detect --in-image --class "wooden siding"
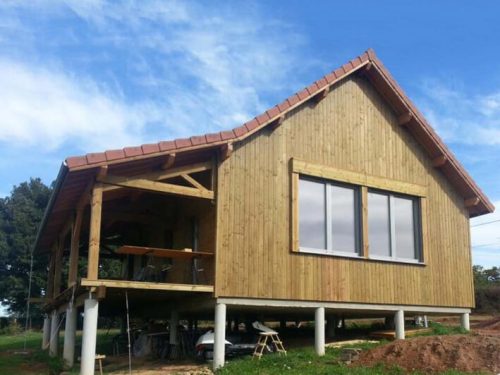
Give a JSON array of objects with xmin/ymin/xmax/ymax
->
[{"xmin": 215, "ymin": 75, "xmax": 474, "ymax": 308}]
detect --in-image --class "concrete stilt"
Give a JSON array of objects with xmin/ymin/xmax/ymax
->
[
  {"xmin": 49, "ymin": 311, "xmax": 59, "ymax": 357},
  {"xmin": 169, "ymin": 310, "xmax": 179, "ymax": 358},
  {"xmin": 395, "ymin": 310, "xmax": 405, "ymax": 340},
  {"xmin": 460, "ymin": 313, "xmax": 470, "ymax": 331},
  {"xmin": 315, "ymin": 307, "xmax": 325, "ymax": 356},
  {"xmin": 326, "ymin": 315, "xmax": 336, "ymax": 338},
  {"xmin": 63, "ymin": 305, "xmax": 77, "ymax": 368},
  {"xmin": 213, "ymin": 303, "xmax": 227, "ymax": 371},
  {"xmin": 42, "ymin": 316, "xmax": 51, "ymax": 350},
  {"xmin": 80, "ymin": 297, "xmax": 99, "ymax": 375}
]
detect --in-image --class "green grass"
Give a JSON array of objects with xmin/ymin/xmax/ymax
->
[{"xmin": 0, "ymin": 323, "xmax": 476, "ymax": 375}]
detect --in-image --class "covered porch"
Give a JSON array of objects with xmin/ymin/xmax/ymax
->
[{"xmin": 35, "ymin": 148, "xmax": 220, "ymax": 374}]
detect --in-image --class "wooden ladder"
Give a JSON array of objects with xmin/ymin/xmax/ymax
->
[{"xmin": 252, "ymin": 332, "xmax": 287, "ymax": 359}]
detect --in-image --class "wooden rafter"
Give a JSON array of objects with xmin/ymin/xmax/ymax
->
[
  {"xmin": 100, "ymin": 161, "xmax": 212, "ymax": 192},
  {"xmin": 181, "ymin": 174, "xmax": 207, "ymax": 191},
  {"xmin": 100, "ymin": 174, "xmax": 214, "ymax": 199},
  {"xmin": 398, "ymin": 112, "xmax": 413, "ymax": 126},
  {"xmin": 220, "ymin": 143, "xmax": 233, "ymax": 161},
  {"xmin": 432, "ymin": 155, "xmax": 447, "ymax": 168},
  {"xmin": 465, "ymin": 197, "xmax": 480, "ymax": 208},
  {"xmin": 161, "ymin": 153, "xmax": 176, "ymax": 170}
]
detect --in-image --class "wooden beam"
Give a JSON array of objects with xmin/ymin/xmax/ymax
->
[
  {"xmin": 100, "ymin": 175, "xmax": 214, "ymax": 199},
  {"xmin": 100, "ymin": 161, "xmax": 212, "ymax": 192},
  {"xmin": 116, "ymin": 245, "xmax": 214, "ymax": 259},
  {"xmin": 398, "ymin": 112, "xmax": 413, "ymax": 126},
  {"xmin": 290, "ymin": 172, "xmax": 299, "ymax": 252},
  {"xmin": 81, "ymin": 278, "xmax": 214, "ymax": 293},
  {"xmin": 220, "ymin": 143, "xmax": 233, "ymax": 161},
  {"xmin": 292, "ymin": 158, "xmax": 427, "ymax": 197},
  {"xmin": 270, "ymin": 116, "xmax": 285, "ymax": 131},
  {"xmin": 46, "ymin": 250, "xmax": 55, "ymax": 299},
  {"xmin": 96, "ymin": 166, "xmax": 108, "ymax": 180},
  {"xmin": 181, "ymin": 174, "xmax": 207, "ymax": 191},
  {"xmin": 464, "ymin": 197, "xmax": 480, "ymax": 208},
  {"xmin": 87, "ymin": 183, "xmax": 103, "ymax": 280},
  {"xmin": 67, "ymin": 208, "xmax": 83, "ymax": 286},
  {"xmin": 53, "ymin": 239, "xmax": 64, "ymax": 297},
  {"xmin": 161, "ymin": 153, "xmax": 176, "ymax": 170},
  {"xmin": 313, "ymin": 88, "xmax": 329, "ymax": 104},
  {"xmin": 432, "ymin": 155, "xmax": 447, "ymax": 168}
]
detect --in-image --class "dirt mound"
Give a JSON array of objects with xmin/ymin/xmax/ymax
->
[
  {"xmin": 355, "ymin": 334, "xmax": 500, "ymax": 373},
  {"xmin": 474, "ymin": 316, "xmax": 500, "ymax": 331}
]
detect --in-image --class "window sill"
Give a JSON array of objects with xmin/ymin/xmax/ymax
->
[{"xmin": 296, "ymin": 248, "xmax": 425, "ymax": 266}]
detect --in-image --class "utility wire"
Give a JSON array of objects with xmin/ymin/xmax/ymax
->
[{"xmin": 471, "ymin": 219, "xmax": 500, "ymax": 227}]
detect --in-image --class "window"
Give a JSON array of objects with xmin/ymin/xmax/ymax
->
[
  {"xmin": 368, "ymin": 191, "xmax": 421, "ymax": 261},
  {"xmin": 298, "ymin": 177, "xmax": 360, "ymax": 255}
]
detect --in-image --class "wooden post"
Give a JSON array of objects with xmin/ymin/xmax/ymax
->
[
  {"xmin": 361, "ymin": 186, "xmax": 369, "ymax": 257},
  {"xmin": 87, "ymin": 183, "xmax": 103, "ymax": 280},
  {"xmin": 46, "ymin": 252, "xmax": 55, "ymax": 300},
  {"xmin": 53, "ymin": 240, "xmax": 63, "ymax": 297},
  {"xmin": 68, "ymin": 209, "xmax": 83, "ymax": 286}
]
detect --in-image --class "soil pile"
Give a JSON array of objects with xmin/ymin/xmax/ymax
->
[
  {"xmin": 355, "ymin": 334, "xmax": 500, "ymax": 373},
  {"xmin": 474, "ymin": 317, "xmax": 500, "ymax": 331}
]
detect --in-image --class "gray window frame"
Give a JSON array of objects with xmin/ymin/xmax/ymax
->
[
  {"xmin": 367, "ymin": 189, "xmax": 422, "ymax": 263},
  {"xmin": 298, "ymin": 176, "xmax": 362, "ymax": 257}
]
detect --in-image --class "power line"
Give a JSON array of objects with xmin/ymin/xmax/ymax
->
[{"xmin": 471, "ymin": 219, "xmax": 500, "ymax": 228}]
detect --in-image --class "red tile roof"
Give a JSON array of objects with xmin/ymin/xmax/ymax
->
[{"xmin": 63, "ymin": 48, "xmax": 493, "ymax": 216}]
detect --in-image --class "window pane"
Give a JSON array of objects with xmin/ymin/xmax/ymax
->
[
  {"xmin": 330, "ymin": 185, "xmax": 357, "ymax": 253},
  {"xmin": 299, "ymin": 179, "xmax": 326, "ymax": 250},
  {"xmin": 394, "ymin": 197, "xmax": 416, "ymax": 259},
  {"xmin": 368, "ymin": 192, "xmax": 391, "ymax": 257}
]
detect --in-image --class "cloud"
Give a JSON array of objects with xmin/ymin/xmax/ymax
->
[
  {"xmin": 470, "ymin": 201, "xmax": 500, "ymax": 267},
  {"xmin": 417, "ymin": 79, "xmax": 500, "ymax": 146},
  {"xmin": 0, "ymin": 58, "xmax": 161, "ymax": 152},
  {"xmin": 0, "ymin": 1, "xmax": 314, "ymax": 156}
]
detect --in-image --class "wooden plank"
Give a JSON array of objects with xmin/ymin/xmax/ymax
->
[
  {"xmin": 181, "ymin": 174, "xmax": 207, "ymax": 191},
  {"xmin": 67, "ymin": 208, "xmax": 83, "ymax": 286},
  {"xmin": 292, "ymin": 158, "xmax": 428, "ymax": 197},
  {"xmin": 100, "ymin": 174, "xmax": 214, "ymax": 199},
  {"xmin": 290, "ymin": 172, "xmax": 299, "ymax": 252},
  {"xmin": 432, "ymin": 155, "xmax": 447, "ymax": 168},
  {"xmin": 361, "ymin": 186, "xmax": 369, "ymax": 257},
  {"xmin": 46, "ymin": 250, "xmax": 55, "ymax": 299},
  {"xmin": 80, "ymin": 278, "xmax": 214, "ymax": 292},
  {"xmin": 87, "ymin": 183, "xmax": 103, "ymax": 280},
  {"xmin": 116, "ymin": 245, "xmax": 214, "ymax": 259}
]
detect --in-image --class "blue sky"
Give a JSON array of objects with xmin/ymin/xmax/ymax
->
[{"xmin": 0, "ymin": 1, "xmax": 498, "ymax": 267}]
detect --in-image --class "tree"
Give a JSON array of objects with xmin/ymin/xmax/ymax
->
[
  {"xmin": 0, "ymin": 178, "xmax": 52, "ymax": 322},
  {"xmin": 473, "ymin": 265, "xmax": 500, "ymax": 313}
]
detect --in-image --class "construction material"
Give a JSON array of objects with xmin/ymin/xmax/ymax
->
[{"xmin": 116, "ymin": 245, "xmax": 212, "ymax": 259}]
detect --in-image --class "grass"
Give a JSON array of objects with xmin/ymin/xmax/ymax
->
[{"xmin": 0, "ymin": 323, "xmax": 475, "ymax": 375}]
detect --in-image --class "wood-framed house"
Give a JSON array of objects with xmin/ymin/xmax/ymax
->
[{"xmin": 33, "ymin": 49, "xmax": 494, "ymax": 373}]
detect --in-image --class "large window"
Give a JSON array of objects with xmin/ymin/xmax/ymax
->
[
  {"xmin": 368, "ymin": 191, "xmax": 421, "ymax": 262},
  {"xmin": 298, "ymin": 177, "xmax": 361, "ymax": 255}
]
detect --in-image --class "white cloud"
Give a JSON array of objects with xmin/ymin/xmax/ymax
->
[
  {"xmin": 0, "ymin": 58, "xmax": 161, "ymax": 152},
  {"xmin": 470, "ymin": 201, "xmax": 500, "ymax": 267},
  {"xmin": 417, "ymin": 80, "xmax": 500, "ymax": 146},
  {"xmin": 0, "ymin": 1, "xmax": 313, "ymax": 155}
]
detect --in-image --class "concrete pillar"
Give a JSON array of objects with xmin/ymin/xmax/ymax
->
[
  {"xmin": 326, "ymin": 315, "xmax": 336, "ymax": 338},
  {"xmin": 42, "ymin": 316, "xmax": 51, "ymax": 350},
  {"xmin": 395, "ymin": 310, "xmax": 405, "ymax": 340},
  {"xmin": 169, "ymin": 310, "xmax": 179, "ymax": 345},
  {"xmin": 213, "ymin": 303, "xmax": 226, "ymax": 371},
  {"xmin": 315, "ymin": 307, "xmax": 325, "ymax": 356},
  {"xmin": 460, "ymin": 313, "xmax": 470, "ymax": 331},
  {"xmin": 423, "ymin": 315, "xmax": 428, "ymax": 328},
  {"xmin": 49, "ymin": 310, "xmax": 59, "ymax": 357},
  {"xmin": 80, "ymin": 297, "xmax": 99, "ymax": 375},
  {"xmin": 63, "ymin": 305, "xmax": 77, "ymax": 368}
]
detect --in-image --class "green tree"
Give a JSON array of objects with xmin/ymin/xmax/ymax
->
[{"xmin": 0, "ymin": 178, "xmax": 52, "ymax": 321}]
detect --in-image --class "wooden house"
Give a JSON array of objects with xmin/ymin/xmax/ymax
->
[{"xmin": 33, "ymin": 49, "xmax": 494, "ymax": 373}]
